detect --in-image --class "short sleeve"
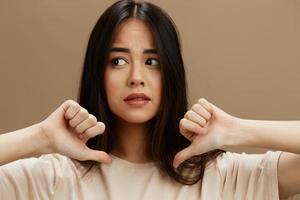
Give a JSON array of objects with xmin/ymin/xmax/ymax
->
[
  {"xmin": 216, "ymin": 151, "xmax": 283, "ymax": 200},
  {"xmin": 0, "ymin": 153, "xmax": 69, "ymax": 200}
]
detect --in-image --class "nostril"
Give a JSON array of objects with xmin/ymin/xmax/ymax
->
[{"xmin": 129, "ymin": 81, "xmax": 144, "ymax": 86}]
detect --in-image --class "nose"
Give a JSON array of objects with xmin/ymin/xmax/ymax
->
[
  {"xmin": 129, "ymin": 80, "xmax": 144, "ymax": 86},
  {"xmin": 127, "ymin": 64, "xmax": 145, "ymax": 87}
]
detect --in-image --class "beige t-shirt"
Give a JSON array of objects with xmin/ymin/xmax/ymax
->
[{"xmin": 0, "ymin": 151, "xmax": 285, "ymax": 199}]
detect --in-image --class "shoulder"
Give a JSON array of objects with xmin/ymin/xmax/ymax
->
[
  {"xmin": 0, "ymin": 153, "xmax": 84, "ymax": 197},
  {"xmin": 207, "ymin": 151, "xmax": 283, "ymax": 199},
  {"xmin": 214, "ymin": 150, "xmax": 282, "ymax": 176},
  {"xmin": 37, "ymin": 153, "xmax": 88, "ymax": 177},
  {"xmin": 203, "ymin": 150, "xmax": 283, "ymax": 184},
  {"xmin": 1, "ymin": 153, "xmax": 85, "ymax": 180}
]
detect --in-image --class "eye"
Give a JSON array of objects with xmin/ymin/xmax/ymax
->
[
  {"xmin": 145, "ymin": 58, "xmax": 160, "ymax": 67},
  {"xmin": 110, "ymin": 57, "xmax": 127, "ymax": 67}
]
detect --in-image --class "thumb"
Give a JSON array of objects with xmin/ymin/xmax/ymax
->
[
  {"xmin": 82, "ymin": 148, "xmax": 112, "ymax": 164},
  {"xmin": 173, "ymin": 145, "xmax": 196, "ymax": 169}
]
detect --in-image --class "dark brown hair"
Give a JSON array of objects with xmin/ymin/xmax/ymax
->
[{"xmin": 77, "ymin": 0, "xmax": 225, "ymax": 185}]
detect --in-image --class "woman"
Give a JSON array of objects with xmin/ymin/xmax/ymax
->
[{"xmin": 0, "ymin": 0, "xmax": 299, "ymax": 199}]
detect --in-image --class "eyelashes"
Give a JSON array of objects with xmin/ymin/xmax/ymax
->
[
  {"xmin": 111, "ymin": 57, "xmax": 127, "ymax": 66},
  {"xmin": 145, "ymin": 58, "xmax": 160, "ymax": 66},
  {"xmin": 110, "ymin": 57, "xmax": 160, "ymax": 68}
]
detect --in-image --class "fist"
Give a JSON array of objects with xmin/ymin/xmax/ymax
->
[
  {"xmin": 39, "ymin": 100, "xmax": 111, "ymax": 163},
  {"xmin": 173, "ymin": 98, "xmax": 236, "ymax": 168}
]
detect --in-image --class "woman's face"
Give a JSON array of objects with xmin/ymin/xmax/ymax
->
[{"xmin": 104, "ymin": 18, "xmax": 162, "ymax": 124}]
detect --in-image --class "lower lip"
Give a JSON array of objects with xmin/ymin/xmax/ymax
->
[{"xmin": 124, "ymin": 98, "xmax": 150, "ymax": 106}]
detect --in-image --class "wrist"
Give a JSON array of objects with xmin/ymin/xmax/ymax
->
[
  {"xmin": 0, "ymin": 123, "xmax": 53, "ymax": 165},
  {"xmin": 31, "ymin": 122, "xmax": 53, "ymax": 156},
  {"xmin": 222, "ymin": 117, "xmax": 255, "ymax": 148}
]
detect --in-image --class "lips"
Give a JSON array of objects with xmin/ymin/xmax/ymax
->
[{"xmin": 124, "ymin": 93, "xmax": 151, "ymax": 101}]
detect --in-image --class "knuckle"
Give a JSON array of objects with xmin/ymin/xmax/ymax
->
[
  {"xmin": 191, "ymin": 104, "xmax": 198, "ymax": 110},
  {"xmin": 89, "ymin": 114, "xmax": 97, "ymax": 122},
  {"xmin": 80, "ymin": 109, "xmax": 89, "ymax": 117},
  {"xmin": 81, "ymin": 108, "xmax": 88, "ymax": 113},
  {"xmin": 184, "ymin": 112, "xmax": 188, "ymax": 118},
  {"xmin": 99, "ymin": 122, "xmax": 105, "ymax": 129},
  {"xmin": 187, "ymin": 110, "xmax": 194, "ymax": 116},
  {"xmin": 185, "ymin": 111, "xmax": 193, "ymax": 119},
  {"xmin": 72, "ymin": 103, "xmax": 80, "ymax": 110},
  {"xmin": 192, "ymin": 104, "xmax": 201, "ymax": 111},
  {"xmin": 198, "ymin": 98, "xmax": 205, "ymax": 103},
  {"xmin": 74, "ymin": 126, "xmax": 81, "ymax": 133},
  {"xmin": 179, "ymin": 125, "xmax": 186, "ymax": 135},
  {"xmin": 83, "ymin": 128, "xmax": 92, "ymax": 136},
  {"xmin": 196, "ymin": 104, "xmax": 202, "ymax": 109},
  {"xmin": 98, "ymin": 123, "xmax": 106, "ymax": 134},
  {"xmin": 179, "ymin": 118, "xmax": 185, "ymax": 125},
  {"xmin": 179, "ymin": 118, "xmax": 188, "ymax": 128},
  {"xmin": 200, "ymin": 117, "xmax": 207, "ymax": 124},
  {"xmin": 65, "ymin": 99, "xmax": 74, "ymax": 104},
  {"xmin": 65, "ymin": 99, "xmax": 77, "ymax": 107}
]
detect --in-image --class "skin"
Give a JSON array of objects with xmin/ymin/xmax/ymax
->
[
  {"xmin": 103, "ymin": 18, "xmax": 162, "ymax": 163},
  {"xmin": 173, "ymin": 98, "xmax": 300, "ymax": 198},
  {"xmin": 0, "ymin": 18, "xmax": 299, "ymax": 198}
]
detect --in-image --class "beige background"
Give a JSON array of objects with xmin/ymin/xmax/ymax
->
[{"xmin": 0, "ymin": 0, "xmax": 300, "ymax": 154}]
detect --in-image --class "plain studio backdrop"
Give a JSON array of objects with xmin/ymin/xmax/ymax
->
[{"xmin": 0, "ymin": 0, "xmax": 299, "ymax": 156}]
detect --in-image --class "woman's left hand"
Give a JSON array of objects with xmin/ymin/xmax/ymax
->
[{"xmin": 173, "ymin": 98, "xmax": 238, "ymax": 168}]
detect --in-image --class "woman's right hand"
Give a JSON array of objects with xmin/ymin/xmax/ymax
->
[{"xmin": 39, "ymin": 99, "xmax": 111, "ymax": 164}]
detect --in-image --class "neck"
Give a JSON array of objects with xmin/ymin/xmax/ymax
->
[{"xmin": 111, "ymin": 118, "xmax": 153, "ymax": 163}]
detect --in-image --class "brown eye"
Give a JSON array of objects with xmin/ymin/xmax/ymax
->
[
  {"xmin": 145, "ymin": 58, "xmax": 160, "ymax": 67},
  {"xmin": 111, "ymin": 58, "xmax": 127, "ymax": 67}
]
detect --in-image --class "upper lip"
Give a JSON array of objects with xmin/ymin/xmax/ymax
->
[{"xmin": 124, "ymin": 93, "xmax": 151, "ymax": 101}]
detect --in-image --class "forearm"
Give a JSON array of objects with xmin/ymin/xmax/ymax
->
[
  {"xmin": 230, "ymin": 118, "xmax": 300, "ymax": 154},
  {"xmin": 0, "ymin": 123, "xmax": 50, "ymax": 166}
]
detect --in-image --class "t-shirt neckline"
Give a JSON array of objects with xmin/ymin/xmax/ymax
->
[{"xmin": 109, "ymin": 153, "xmax": 156, "ymax": 170}]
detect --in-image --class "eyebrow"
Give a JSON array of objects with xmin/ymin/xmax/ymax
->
[{"xmin": 109, "ymin": 47, "xmax": 158, "ymax": 54}]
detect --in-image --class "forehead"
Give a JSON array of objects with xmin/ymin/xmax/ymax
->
[{"xmin": 112, "ymin": 18, "xmax": 156, "ymax": 48}]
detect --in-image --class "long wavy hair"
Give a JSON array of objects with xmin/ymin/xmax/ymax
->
[{"xmin": 77, "ymin": 0, "xmax": 224, "ymax": 185}]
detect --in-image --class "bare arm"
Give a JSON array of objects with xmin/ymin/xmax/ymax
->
[
  {"xmin": 0, "ymin": 123, "xmax": 49, "ymax": 165},
  {"xmin": 232, "ymin": 119, "xmax": 300, "ymax": 198},
  {"xmin": 231, "ymin": 119, "xmax": 300, "ymax": 154},
  {"xmin": 173, "ymin": 98, "xmax": 300, "ymax": 198},
  {"xmin": 0, "ymin": 100, "xmax": 111, "ymax": 166}
]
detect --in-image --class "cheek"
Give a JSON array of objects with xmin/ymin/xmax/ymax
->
[
  {"xmin": 151, "ymin": 73, "xmax": 163, "ymax": 102},
  {"xmin": 104, "ymin": 71, "xmax": 119, "ymax": 95},
  {"xmin": 104, "ymin": 70, "xmax": 126, "ymax": 113}
]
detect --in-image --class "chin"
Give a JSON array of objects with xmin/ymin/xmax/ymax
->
[{"xmin": 116, "ymin": 112, "xmax": 156, "ymax": 124}]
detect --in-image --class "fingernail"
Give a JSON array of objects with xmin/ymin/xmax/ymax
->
[
  {"xmin": 106, "ymin": 156, "xmax": 112, "ymax": 163},
  {"xmin": 173, "ymin": 162, "xmax": 178, "ymax": 169}
]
